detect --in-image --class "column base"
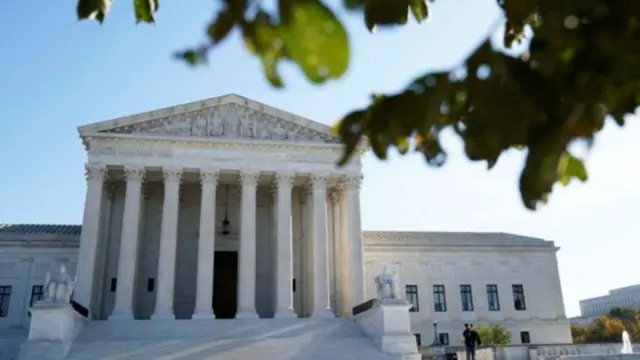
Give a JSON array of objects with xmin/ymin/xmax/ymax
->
[
  {"xmin": 274, "ymin": 309, "xmax": 298, "ymax": 319},
  {"xmin": 311, "ymin": 308, "xmax": 335, "ymax": 319},
  {"xmin": 150, "ymin": 310, "xmax": 175, "ymax": 320},
  {"xmin": 108, "ymin": 308, "xmax": 135, "ymax": 320},
  {"xmin": 192, "ymin": 310, "xmax": 215, "ymax": 319},
  {"xmin": 235, "ymin": 310, "xmax": 259, "ymax": 319}
]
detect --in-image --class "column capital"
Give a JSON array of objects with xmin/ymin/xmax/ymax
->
[
  {"xmin": 124, "ymin": 166, "xmax": 146, "ymax": 183},
  {"xmin": 163, "ymin": 167, "xmax": 183, "ymax": 184},
  {"xmin": 329, "ymin": 188, "xmax": 342, "ymax": 206},
  {"xmin": 200, "ymin": 168, "xmax": 220, "ymax": 185},
  {"xmin": 239, "ymin": 170, "xmax": 260, "ymax": 187},
  {"xmin": 274, "ymin": 172, "xmax": 295, "ymax": 188},
  {"xmin": 345, "ymin": 174, "xmax": 363, "ymax": 190},
  {"xmin": 85, "ymin": 163, "xmax": 107, "ymax": 182},
  {"xmin": 309, "ymin": 174, "xmax": 329, "ymax": 188}
]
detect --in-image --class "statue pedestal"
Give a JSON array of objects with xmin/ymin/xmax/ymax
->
[
  {"xmin": 18, "ymin": 302, "xmax": 86, "ymax": 360},
  {"xmin": 28, "ymin": 301, "xmax": 86, "ymax": 342},
  {"xmin": 354, "ymin": 299, "xmax": 421, "ymax": 360}
]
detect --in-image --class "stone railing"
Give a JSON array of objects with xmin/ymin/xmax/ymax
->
[
  {"xmin": 533, "ymin": 343, "xmax": 640, "ymax": 360},
  {"xmin": 352, "ymin": 298, "xmax": 421, "ymax": 359}
]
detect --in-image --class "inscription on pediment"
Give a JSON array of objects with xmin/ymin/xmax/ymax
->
[{"xmin": 103, "ymin": 104, "xmax": 341, "ymax": 144}]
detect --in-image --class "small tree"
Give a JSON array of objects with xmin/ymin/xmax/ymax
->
[
  {"xmin": 571, "ymin": 324, "xmax": 589, "ymax": 344},
  {"xmin": 573, "ymin": 308, "xmax": 640, "ymax": 344},
  {"xmin": 474, "ymin": 324, "xmax": 511, "ymax": 347}
]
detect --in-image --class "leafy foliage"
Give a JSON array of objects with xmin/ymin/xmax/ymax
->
[
  {"xmin": 75, "ymin": 0, "xmax": 640, "ymax": 210},
  {"xmin": 474, "ymin": 323, "xmax": 511, "ymax": 347},
  {"xmin": 572, "ymin": 307, "xmax": 640, "ymax": 344}
]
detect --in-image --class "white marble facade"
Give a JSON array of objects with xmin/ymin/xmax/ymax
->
[
  {"xmin": 73, "ymin": 94, "xmax": 366, "ymax": 321},
  {"xmin": 0, "ymin": 94, "xmax": 572, "ymax": 345}
]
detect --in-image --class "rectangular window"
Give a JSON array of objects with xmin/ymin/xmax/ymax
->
[
  {"xmin": 520, "ymin": 331, "xmax": 530, "ymax": 344},
  {"xmin": 147, "ymin": 278, "xmax": 155, "ymax": 292},
  {"xmin": 460, "ymin": 284, "xmax": 474, "ymax": 312},
  {"xmin": 28, "ymin": 285, "xmax": 45, "ymax": 316},
  {"xmin": 487, "ymin": 284, "xmax": 500, "ymax": 311},
  {"xmin": 110, "ymin": 278, "xmax": 117, "ymax": 292},
  {"xmin": 512, "ymin": 284, "xmax": 527, "ymax": 311},
  {"xmin": 0, "ymin": 286, "xmax": 12, "ymax": 318},
  {"xmin": 414, "ymin": 333, "xmax": 422, "ymax": 347},
  {"xmin": 433, "ymin": 285, "xmax": 447, "ymax": 312},
  {"xmin": 405, "ymin": 285, "xmax": 419, "ymax": 312},
  {"xmin": 439, "ymin": 333, "xmax": 450, "ymax": 345}
]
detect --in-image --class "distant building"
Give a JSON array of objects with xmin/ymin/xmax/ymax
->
[{"xmin": 571, "ymin": 285, "xmax": 640, "ymax": 325}]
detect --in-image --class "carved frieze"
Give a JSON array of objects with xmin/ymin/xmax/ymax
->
[
  {"xmin": 89, "ymin": 142, "xmax": 173, "ymax": 157},
  {"xmin": 102, "ymin": 104, "xmax": 341, "ymax": 144},
  {"xmin": 88, "ymin": 139, "xmax": 356, "ymax": 166}
]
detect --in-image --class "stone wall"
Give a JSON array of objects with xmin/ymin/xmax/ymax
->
[
  {"xmin": 0, "ymin": 243, "xmax": 77, "ymax": 330},
  {"xmin": 364, "ymin": 241, "xmax": 571, "ymax": 345}
]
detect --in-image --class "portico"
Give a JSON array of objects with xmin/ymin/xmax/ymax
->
[{"xmin": 74, "ymin": 94, "xmax": 366, "ymax": 321}]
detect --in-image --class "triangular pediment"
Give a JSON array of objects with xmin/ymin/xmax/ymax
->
[{"xmin": 78, "ymin": 94, "xmax": 341, "ymax": 144}]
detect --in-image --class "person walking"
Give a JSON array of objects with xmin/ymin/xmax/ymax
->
[{"xmin": 463, "ymin": 324, "xmax": 482, "ymax": 360}]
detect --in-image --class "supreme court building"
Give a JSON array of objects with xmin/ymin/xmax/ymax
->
[
  {"xmin": 0, "ymin": 94, "xmax": 572, "ymax": 352},
  {"xmin": 74, "ymin": 93, "xmax": 366, "ymax": 321}
]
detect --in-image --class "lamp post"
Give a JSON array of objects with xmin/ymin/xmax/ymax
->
[{"xmin": 432, "ymin": 321, "xmax": 440, "ymax": 346}]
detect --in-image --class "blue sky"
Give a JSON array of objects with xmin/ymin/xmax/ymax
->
[{"xmin": 0, "ymin": 0, "xmax": 637, "ymax": 317}]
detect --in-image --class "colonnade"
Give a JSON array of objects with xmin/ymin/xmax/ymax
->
[{"xmin": 74, "ymin": 164, "xmax": 365, "ymax": 320}]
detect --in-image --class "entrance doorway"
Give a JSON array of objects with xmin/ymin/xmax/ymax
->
[{"xmin": 213, "ymin": 251, "xmax": 238, "ymax": 319}]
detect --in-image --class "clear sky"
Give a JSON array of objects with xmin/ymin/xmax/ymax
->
[{"xmin": 0, "ymin": 0, "xmax": 637, "ymax": 317}]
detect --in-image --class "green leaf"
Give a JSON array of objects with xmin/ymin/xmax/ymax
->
[
  {"xmin": 557, "ymin": 153, "xmax": 588, "ymax": 186},
  {"xmin": 409, "ymin": 0, "xmax": 428, "ymax": 23},
  {"xmin": 174, "ymin": 49, "xmax": 208, "ymax": 66},
  {"xmin": 241, "ymin": 12, "xmax": 287, "ymax": 87},
  {"xmin": 134, "ymin": 0, "xmax": 159, "ymax": 23},
  {"xmin": 278, "ymin": 0, "xmax": 349, "ymax": 83},
  {"xmin": 343, "ymin": 0, "xmax": 364, "ymax": 10},
  {"xmin": 335, "ymin": 110, "xmax": 366, "ymax": 166},
  {"xmin": 76, "ymin": 0, "xmax": 113, "ymax": 23},
  {"xmin": 207, "ymin": 10, "xmax": 237, "ymax": 44},
  {"xmin": 364, "ymin": 0, "xmax": 410, "ymax": 32}
]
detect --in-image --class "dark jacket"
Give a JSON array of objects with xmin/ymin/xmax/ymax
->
[{"xmin": 463, "ymin": 329, "xmax": 481, "ymax": 347}]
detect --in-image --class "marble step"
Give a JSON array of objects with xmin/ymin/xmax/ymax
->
[{"xmin": 65, "ymin": 318, "xmax": 398, "ymax": 360}]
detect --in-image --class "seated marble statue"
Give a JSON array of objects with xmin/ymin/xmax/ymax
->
[
  {"xmin": 43, "ymin": 265, "xmax": 75, "ymax": 304},
  {"xmin": 374, "ymin": 266, "xmax": 399, "ymax": 301}
]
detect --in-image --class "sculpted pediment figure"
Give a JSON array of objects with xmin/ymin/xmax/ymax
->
[{"xmin": 83, "ymin": 94, "xmax": 341, "ymax": 144}]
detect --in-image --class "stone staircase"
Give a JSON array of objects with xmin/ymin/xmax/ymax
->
[{"xmin": 63, "ymin": 318, "xmax": 399, "ymax": 360}]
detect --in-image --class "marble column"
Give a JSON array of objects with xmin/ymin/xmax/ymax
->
[
  {"xmin": 274, "ymin": 172, "xmax": 297, "ymax": 318},
  {"xmin": 151, "ymin": 167, "xmax": 182, "ymax": 320},
  {"xmin": 110, "ymin": 166, "xmax": 145, "ymax": 320},
  {"xmin": 330, "ymin": 187, "xmax": 347, "ymax": 317},
  {"xmin": 300, "ymin": 184, "xmax": 313, "ymax": 317},
  {"xmin": 237, "ymin": 170, "xmax": 259, "ymax": 319},
  {"xmin": 75, "ymin": 163, "xmax": 107, "ymax": 313},
  {"xmin": 310, "ymin": 174, "xmax": 333, "ymax": 317},
  {"xmin": 193, "ymin": 169, "xmax": 219, "ymax": 319},
  {"xmin": 346, "ymin": 174, "xmax": 365, "ymax": 307}
]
